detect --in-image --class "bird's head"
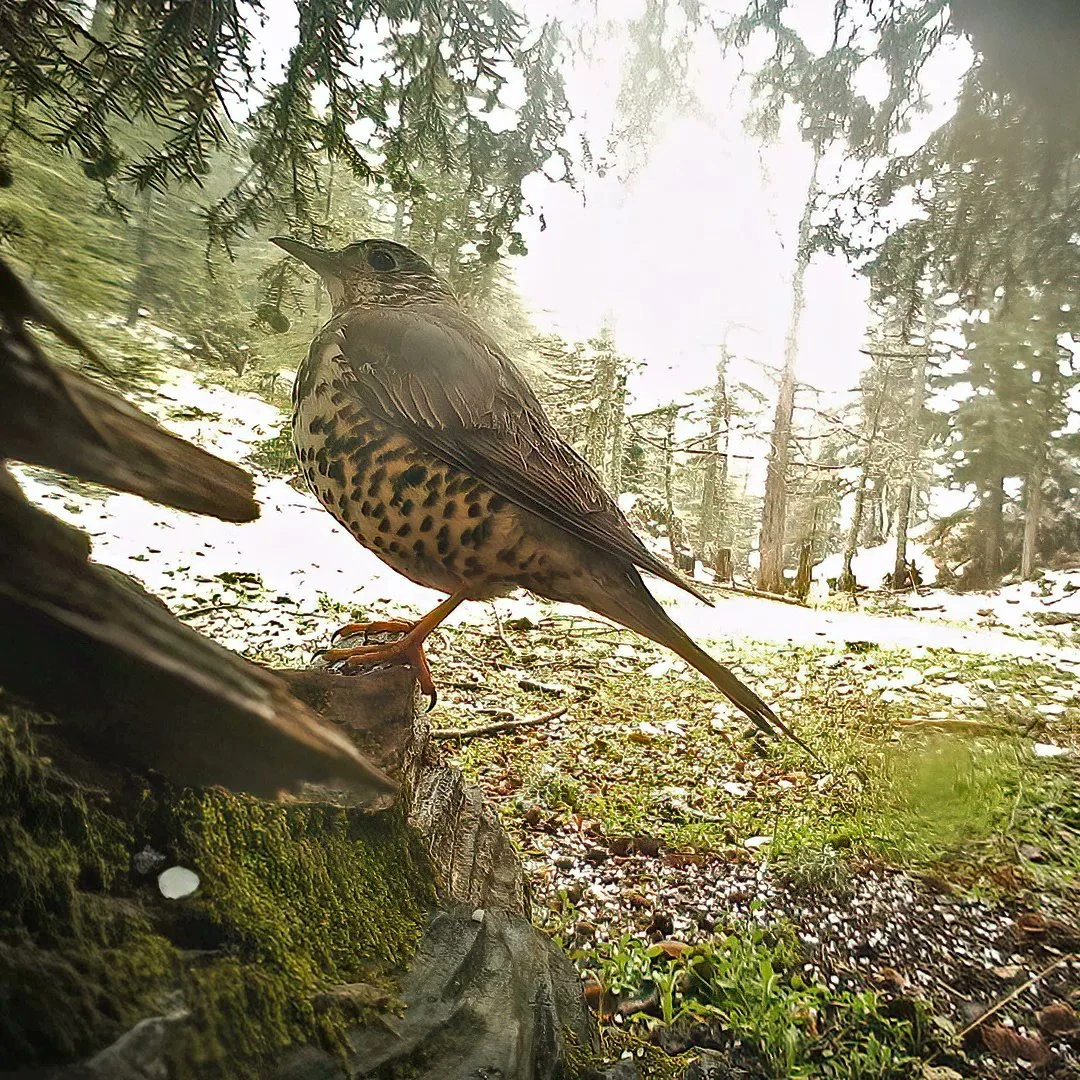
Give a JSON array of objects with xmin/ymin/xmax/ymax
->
[{"xmin": 269, "ymin": 237, "xmax": 455, "ymax": 313}]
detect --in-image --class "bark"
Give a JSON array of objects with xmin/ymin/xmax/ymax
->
[
  {"xmin": 841, "ymin": 361, "xmax": 893, "ymax": 591},
  {"xmin": 608, "ymin": 365, "xmax": 627, "ymax": 494},
  {"xmin": 1020, "ymin": 452, "xmax": 1045, "ymax": 579},
  {"xmin": 892, "ymin": 352, "xmax": 927, "ymax": 588},
  {"xmin": 979, "ymin": 475, "xmax": 1005, "ymax": 585},
  {"xmin": 793, "ymin": 538, "xmax": 814, "ymax": 599},
  {"xmin": 583, "ymin": 340, "xmax": 617, "ymax": 475},
  {"xmin": 662, "ymin": 406, "xmax": 679, "ymax": 563},
  {"xmin": 840, "ymin": 480, "xmax": 869, "ymax": 592},
  {"xmin": 698, "ymin": 348, "xmax": 730, "ymax": 551},
  {"xmin": 757, "ymin": 150, "xmax": 821, "ymax": 592}
]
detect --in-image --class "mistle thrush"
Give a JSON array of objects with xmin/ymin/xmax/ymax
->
[{"xmin": 272, "ymin": 236, "xmax": 812, "ymax": 754}]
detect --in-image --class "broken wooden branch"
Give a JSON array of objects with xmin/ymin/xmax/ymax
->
[{"xmin": 432, "ymin": 705, "xmax": 569, "ymax": 740}]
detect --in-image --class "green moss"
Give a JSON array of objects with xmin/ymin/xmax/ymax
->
[
  {"xmin": 0, "ymin": 708, "xmax": 175, "ymax": 1063},
  {"xmin": 160, "ymin": 790, "xmax": 435, "ymax": 1075},
  {"xmin": 0, "ymin": 703, "xmax": 437, "ymax": 1076}
]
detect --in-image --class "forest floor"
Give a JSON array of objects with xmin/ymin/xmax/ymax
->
[{"xmin": 16, "ymin": 362, "xmax": 1080, "ymax": 1078}]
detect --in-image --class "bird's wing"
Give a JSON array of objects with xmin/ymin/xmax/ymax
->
[{"xmin": 327, "ymin": 305, "xmax": 710, "ymax": 603}]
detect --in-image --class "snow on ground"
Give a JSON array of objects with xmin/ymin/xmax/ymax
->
[
  {"xmin": 815, "ymin": 539, "xmax": 940, "ymax": 588},
  {"xmin": 14, "ymin": 364, "xmax": 1080, "ymax": 672}
]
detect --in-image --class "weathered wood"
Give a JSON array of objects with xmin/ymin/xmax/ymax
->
[
  {"xmin": 0, "ymin": 314, "xmax": 257, "ymax": 524},
  {"xmin": 0, "ymin": 473, "xmax": 394, "ymax": 802},
  {"xmin": 277, "ymin": 662, "xmax": 530, "ymax": 917}
]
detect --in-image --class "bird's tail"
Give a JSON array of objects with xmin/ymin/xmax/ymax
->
[{"xmin": 589, "ymin": 570, "xmax": 820, "ymax": 761}]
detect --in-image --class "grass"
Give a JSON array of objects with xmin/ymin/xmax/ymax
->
[
  {"xmin": 571, "ymin": 924, "xmax": 935, "ymax": 1078},
  {"xmin": 446, "ymin": 629, "xmax": 1080, "ymax": 890},
  {"xmin": 434, "ymin": 622, "xmax": 1080, "ymax": 1077}
]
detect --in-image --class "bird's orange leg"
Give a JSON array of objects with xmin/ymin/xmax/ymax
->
[{"xmin": 321, "ymin": 592, "xmax": 468, "ymax": 710}]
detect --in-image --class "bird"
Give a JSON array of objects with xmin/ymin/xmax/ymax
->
[{"xmin": 271, "ymin": 235, "xmax": 814, "ymax": 756}]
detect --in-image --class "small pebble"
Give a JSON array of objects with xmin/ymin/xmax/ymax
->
[{"xmin": 158, "ymin": 866, "xmax": 199, "ymax": 899}]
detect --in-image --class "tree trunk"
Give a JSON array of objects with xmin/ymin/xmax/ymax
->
[
  {"xmin": 980, "ymin": 476, "xmax": 1005, "ymax": 585},
  {"xmin": 892, "ymin": 352, "xmax": 927, "ymax": 588},
  {"xmin": 124, "ymin": 187, "xmax": 155, "ymax": 327},
  {"xmin": 608, "ymin": 366, "xmax": 627, "ymax": 494},
  {"xmin": 312, "ymin": 160, "xmax": 335, "ymax": 328},
  {"xmin": 793, "ymin": 538, "xmax": 814, "ymax": 599},
  {"xmin": 698, "ymin": 348, "xmax": 729, "ymax": 551},
  {"xmin": 584, "ymin": 338, "xmax": 616, "ymax": 474},
  {"xmin": 756, "ymin": 149, "xmax": 820, "ymax": 593},
  {"xmin": 841, "ymin": 360, "xmax": 893, "ymax": 591},
  {"xmin": 1021, "ymin": 453, "xmax": 1044, "ymax": 579},
  {"xmin": 840, "ymin": 480, "xmax": 868, "ymax": 592},
  {"xmin": 663, "ymin": 407, "xmax": 679, "ymax": 563}
]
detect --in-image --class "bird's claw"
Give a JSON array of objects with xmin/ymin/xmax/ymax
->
[{"xmin": 322, "ymin": 632, "xmax": 439, "ymax": 712}]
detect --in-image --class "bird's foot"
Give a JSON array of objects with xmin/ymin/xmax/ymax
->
[
  {"xmin": 321, "ymin": 635, "xmax": 438, "ymax": 710},
  {"xmin": 331, "ymin": 618, "xmax": 414, "ymax": 643}
]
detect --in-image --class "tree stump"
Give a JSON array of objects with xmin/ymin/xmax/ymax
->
[{"xmin": 0, "ymin": 647, "xmax": 595, "ymax": 1078}]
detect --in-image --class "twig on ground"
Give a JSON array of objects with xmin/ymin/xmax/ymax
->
[
  {"xmin": 488, "ymin": 602, "xmax": 521, "ymax": 655},
  {"xmin": 177, "ymin": 601, "xmax": 341, "ymax": 622},
  {"xmin": 954, "ymin": 954, "xmax": 1076, "ymax": 1041},
  {"xmin": 433, "ymin": 705, "xmax": 568, "ymax": 740},
  {"xmin": 716, "ymin": 577, "xmax": 807, "ymax": 607}
]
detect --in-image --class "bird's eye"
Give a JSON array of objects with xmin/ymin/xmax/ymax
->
[{"xmin": 367, "ymin": 249, "xmax": 396, "ymax": 272}]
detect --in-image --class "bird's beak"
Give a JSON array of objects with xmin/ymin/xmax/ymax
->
[{"xmin": 270, "ymin": 237, "xmax": 340, "ymax": 277}]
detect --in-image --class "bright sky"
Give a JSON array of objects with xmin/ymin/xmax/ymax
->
[
  {"xmin": 510, "ymin": 0, "xmax": 971, "ymax": 417},
  {"xmin": 253, "ymin": 0, "xmax": 971, "ymax": 460}
]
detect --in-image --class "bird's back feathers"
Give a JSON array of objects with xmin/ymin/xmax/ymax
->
[{"xmin": 321, "ymin": 304, "xmax": 712, "ymax": 604}]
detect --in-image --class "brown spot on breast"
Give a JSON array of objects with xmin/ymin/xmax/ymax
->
[
  {"xmin": 443, "ymin": 500, "xmax": 457, "ymax": 519},
  {"xmin": 396, "ymin": 464, "xmax": 428, "ymax": 490},
  {"xmin": 367, "ymin": 465, "xmax": 387, "ymax": 494},
  {"xmin": 436, "ymin": 525, "xmax": 450, "ymax": 555},
  {"xmin": 396, "ymin": 523, "xmax": 411, "ymax": 537},
  {"xmin": 467, "ymin": 502, "xmax": 481, "ymax": 518},
  {"xmin": 489, "ymin": 495, "xmax": 507, "ymax": 512},
  {"xmin": 420, "ymin": 515, "xmax": 433, "ymax": 532}
]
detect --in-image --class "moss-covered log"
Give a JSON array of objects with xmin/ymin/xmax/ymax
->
[
  {"xmin": 0, "ymin": 697, "xmax": 435, "ymax": 1078},
  {"xmin": 0, "ymin": 656, "xmax": 596, "ymax": 1079}
]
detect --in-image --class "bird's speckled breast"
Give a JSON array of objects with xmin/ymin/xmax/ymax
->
[{"xmin": 291, "ymin": 340, "xmax": 553, "ymax": 599}]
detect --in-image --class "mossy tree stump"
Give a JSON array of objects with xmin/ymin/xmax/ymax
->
[{"xmin": 0, "ymin": 663, "xmax": 594, "ymax": 1080}]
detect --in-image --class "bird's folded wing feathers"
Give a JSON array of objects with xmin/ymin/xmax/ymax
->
[{"xmin": 328, "ymin": 306, "xmax": 710, "ymax": 604}]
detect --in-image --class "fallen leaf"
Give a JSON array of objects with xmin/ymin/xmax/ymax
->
[
  {"xmin": 582, "ymin": 972, "xmax": 604, "ymax": 1013},
  {"xmin": 991, "ymin": 965, "xmax": 1024, "ymax": 981},
  {"xmin": 981, "ymin": 1023, "xmax": 1051, "ymax": 1065},
  {"xmin": 653, "ymin": 939, "xmax": 690, "ymax": 959},
  {"xmin": 1037, "ymin": 1001, "xmax": 1079, "ymax": 1035}
]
